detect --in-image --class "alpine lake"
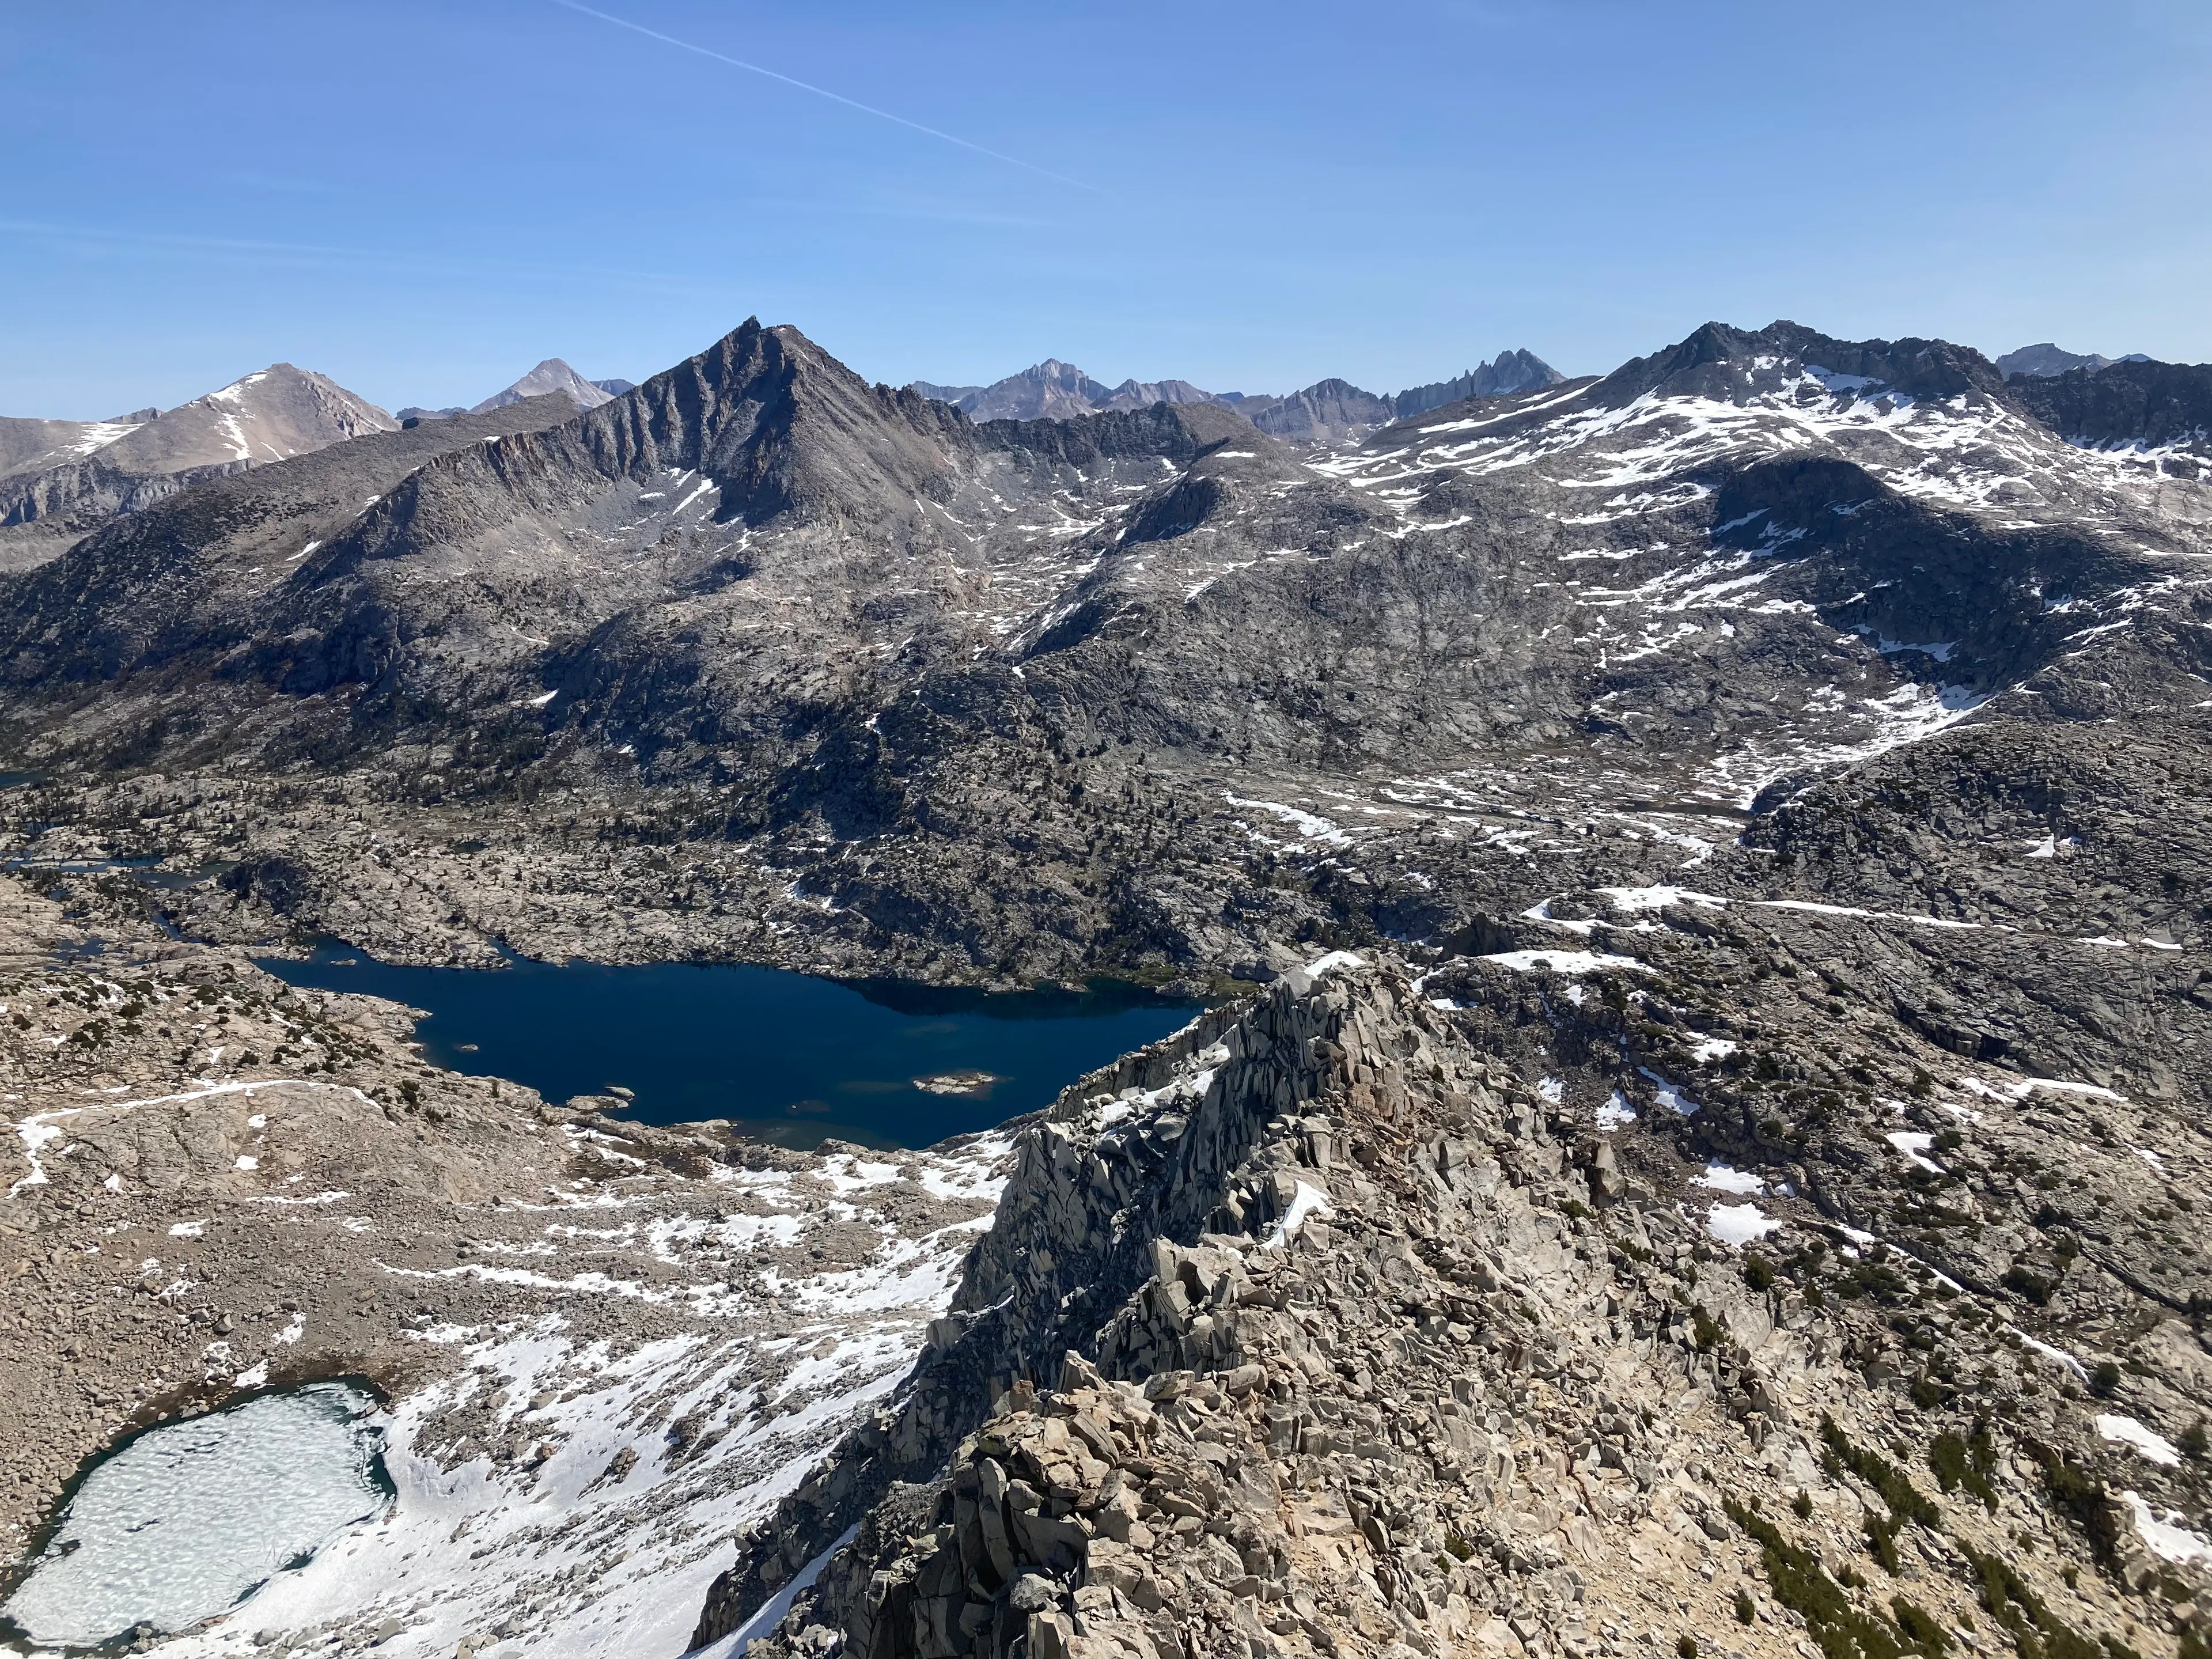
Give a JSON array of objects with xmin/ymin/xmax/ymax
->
[{"xmin": 255, "ymin": 942, "xmax": 1208, "ymax": 1150}]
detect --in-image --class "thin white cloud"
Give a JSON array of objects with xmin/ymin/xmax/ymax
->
[
  {"xmin": 548, "ymin": 1, "xmax": 1100, "ymax": 195},
  {"xmin": 0, "ymin": 217, "xmax": 714, "ymax": 293}
]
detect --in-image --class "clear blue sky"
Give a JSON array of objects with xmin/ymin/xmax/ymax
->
[{"xmin": 6, "ymin": 1, "xmax": 2208, "ymax": 418}]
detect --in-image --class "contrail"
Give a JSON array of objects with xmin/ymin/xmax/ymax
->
[{"xmin": 548, "ymin": 0, "xmax": 1100, "ymax": 194}]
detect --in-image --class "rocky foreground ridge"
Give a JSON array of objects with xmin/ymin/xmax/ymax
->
[
  {"xmin": 3, "ymin": 856, "xmax": 2210, "ymax": 1656},
  {"xmin": 693, "ymin": 940, "xmax": 2210, "ymax": 1659}
]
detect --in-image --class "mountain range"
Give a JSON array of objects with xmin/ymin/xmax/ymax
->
[
  {"xmin": 2, "ymin": 313, "xmax": 2205, "ymax": 990},
  {"xmin": 909, "ymin": 347, "xmax": 1563, "ymax": 442}
]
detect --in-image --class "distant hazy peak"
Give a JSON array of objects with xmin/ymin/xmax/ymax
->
[
  {"xmin": 469, "ymin": 358, "xmax": 618, "ymax": 415},
  {"xmin": 1994, "ymin": 343, "xmax": 2150, "ymax": 380},
  {"xmin": 1093, "ymin": 377, "xmax": 1221, "ymax": 412},
  {"xmin": 908, "ymin": 380, "xmax": 982, "ymax": 405}
]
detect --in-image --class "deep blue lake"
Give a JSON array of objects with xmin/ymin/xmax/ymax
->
[{"xmin": 256, "ymin": 944, "xmax": 1203, "ymax": 1150}]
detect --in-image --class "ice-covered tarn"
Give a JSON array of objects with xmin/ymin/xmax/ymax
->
[{"xmin": 1, "ymin": 1384, "xmax": 388, "ymax": 1649}]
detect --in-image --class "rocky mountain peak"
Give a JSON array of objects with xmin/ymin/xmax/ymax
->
[
  {"xmin": 1392, "ymin": 349, "xmax": 1565, "ymax": 418},
  {"xmin": 119, "ymin": 362, "xmax": 397, "ymax": 470},
  {"xmin": 931, "ymin": 361, "xmax": 1123, "ymax": 422},
  {"xmin": 469, "ymin": 357, "xmax": 619, "ymax": 415},
  {"xmin": 1590, "ymin": 319, "xmax": 2010, "ymax": 408},
  {"xmin": 573, "ymin": 317, "xmax": 970, "ymax": 528},
  {"xmin": 1996, "ymin": 343, "xmax": 2150, "ymax": 380}
]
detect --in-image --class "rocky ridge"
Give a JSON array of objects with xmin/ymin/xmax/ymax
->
[
  {"xmin": 696, "ymin": 947, "xmax": 2210, "ymax": 1659},
  {"xmin": 908, "ymin": 353, "xmax": 1563, "ymax": 447}
]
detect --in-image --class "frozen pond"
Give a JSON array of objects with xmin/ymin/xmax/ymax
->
[
  {"xmin": 259, "ymin": 944, "xmax": 1205, "ymax": 1149},
  {"xmin": 1, "ymin": 1384, "xmax": 388, "ymax": 1649}
]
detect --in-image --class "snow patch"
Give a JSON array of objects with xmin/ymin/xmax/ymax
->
[
  {"xmin": 2121, "ymin": 1493, "xmax": 2212, "ymax": 1565},
  {"xmin": 1480, "ymin": 949, "xmax": 1651, "ymax": 976},
  {"xmin": 1301, "ymin": 950, "xmax": 1370, "ymax": 980},
  {"xmin": 1706, "ymin": 1203, "xmax": 1782, "ymax": 1246},
  {"xmin": 1886, "ymin": 1131, "xmax": 1944, "ymax": 1173},
  {"xmin": 2097, "ymin": 1414, "xmax": 2181, "ymax": 1467},
  {"xmin": 1694, "ymin": 1164, "xmax": 1765, "ymax": 1196},
  {"xmin": 1262, "ymin": 1181, "xmax": 1335, "ymax": 1251}
]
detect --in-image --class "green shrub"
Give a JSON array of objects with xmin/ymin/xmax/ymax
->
[
  {"xmin": 1822, "ymin": 1416, "xmax": 1940, "ymax": 1528},
  {"xmin": 1964, "ymin": 1547, "xmax": 2141, "ymax": 1659},
  {"xmin": 1891, "ymin": 1600, "xmax": 1949, "ymax": 1659},
  {"xmin": 1724, "ymin": 1498, "xmax": 1941, "ymax": 1659},
  {"xmin": 1927, "ymin": 1423, "xmax": 1998, "ymax": 1510}
]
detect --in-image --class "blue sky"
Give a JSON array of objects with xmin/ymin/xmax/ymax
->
[{"xmin": 6, "ymin": 1, "xmax": 2208, "ymax": 417}]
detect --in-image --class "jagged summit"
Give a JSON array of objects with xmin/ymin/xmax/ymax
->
[{"xmin": 1391, "ymin": 347, "xmax": 1563, "ymax": 418}]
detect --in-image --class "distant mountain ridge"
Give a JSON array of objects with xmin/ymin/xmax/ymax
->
[
  {"xmin": 1389, "ymin": 347, "xmax": 1564, "ymax": 416},
  {"xmin": 1995, "ymin": 342, "xmax": 2151, "ymax": 379},
  {"xmin": 0, "ymin": 364, "xmax": 395, "ymax": 569},
  {"xmin": 908, "ymin": 347, "xmax": 1561, "ymax": 445},
  {"xmin": 397, "ymin": 363, "xmax": 634, "ymax": 426}
]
